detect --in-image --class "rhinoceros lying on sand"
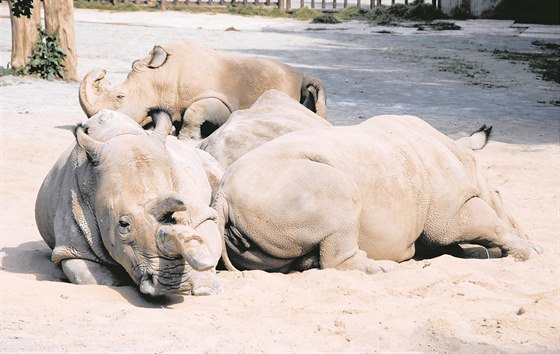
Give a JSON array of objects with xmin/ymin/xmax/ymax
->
[
  {"xmin": 214, "ymin": 115, "xmax": 542, "ymax": 273},
  {"xmin": 198, "ymin": 90, "xmax": 331, "ymax": 169},
  {"xmin": 35, "ymin": 109, "xmax": 224, "ymax": 296},
  {"xmin": 79, "ymin": 41, "xmax": 327, "ymax": 140}
]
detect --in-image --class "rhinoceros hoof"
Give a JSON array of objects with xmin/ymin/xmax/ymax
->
[
  {"xmin": 365, "ymin": 260, "xmax": 398, "ymax": 275},
  {"xmin": 188, "ymin": 271, "xmax": 222, "ymax": 296},
  {"xmin": 506, "ymin": 240, "xmax": 544, "ymax": 261},
  {"xmin": 192, "ymin": 285, "xmax": 221, "ymax": 296}
]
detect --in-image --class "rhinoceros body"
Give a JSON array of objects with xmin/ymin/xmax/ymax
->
[
  {"xmin": 198, "ymin": 90, "xmax": 331, "ymax": 169},
  {"xmin": 214, "ymin": 115, "xmax": 542, "ymax": 273},
  {"xmin": 79, "ymin": 41, "xmax": 327, "ymax": 140},
  {"xmin": 35, "ymin": 110, "xmax": 224, "ymax": 295}
]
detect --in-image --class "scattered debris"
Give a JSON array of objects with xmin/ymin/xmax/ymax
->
[{"xmin": 414, "ymin": 22, "xmax": 461, "ymax": 31}]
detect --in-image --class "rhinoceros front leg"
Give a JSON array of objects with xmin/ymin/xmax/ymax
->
[
  {"xmin": 296, "ymin": 165, "xmax": 398, "ymax": 274},
  {"xmin": 61, "ymin": 259, "xmax": 128, "ymax": 286},
  {"xmin": 218, "ymin": 158, "xmax": 398, "ymax": 275},
  {"xmin": 178, "ymin": 98, "xmax": 231, "ymax": 140}
]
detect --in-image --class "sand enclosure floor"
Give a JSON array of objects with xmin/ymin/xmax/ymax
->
[{"xmin": 1, "ymin": 6, "xmax": 559, "ymax": 353}]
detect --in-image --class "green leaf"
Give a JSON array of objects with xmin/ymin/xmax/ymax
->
[{"xmin": 23, "ymin": 24, "xmax": 66, "ymax": 81}]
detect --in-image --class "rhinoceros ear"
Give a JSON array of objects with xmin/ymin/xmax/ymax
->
[
  {"xmin": 75, "ymin": 124, "xmax": 102, "ymax": 165},
  {"xmin": 148, "ymin": 45, "xmax": 168, "ymax": 69},
  {"xmin": 147, "ymin": 193, "xmax": 188, "ymax": 223}
]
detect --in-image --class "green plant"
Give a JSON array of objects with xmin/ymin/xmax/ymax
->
[
  {"xmin": 406, "ymin": 3, "xmax": 445, "ymax": 21},
  {"xmin": 74, "ymin": 0, "xmax": 145, "ymax": 12},
  {"xmin": 291, "ymin": 7, "xmax": 320, "ymax": 20},
  {"xmin": 25, "ymin": 26, "xmax": 66, "ymax": 80},
  {"xmin": 0, "ymin": 65, "xmax": 28, "ymax": 77},
  {"xmin": 2, "ymin": 0, "xmax": 35, "ymax": 18},
  {"xmin": 312, "ymin": 13, "xmax": 341, "ymax": 24},
  {"xmin": 337, "ymin": 6, "xmax": 367, "ymax": 20},
  {"xmin": 336, "ymin": 4, "xmax": 446, "ymax": 26}
]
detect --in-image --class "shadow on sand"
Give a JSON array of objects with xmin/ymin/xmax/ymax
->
[{"xmin": 0, "ymin": 240, "xmax": 184, "ymax": 308}]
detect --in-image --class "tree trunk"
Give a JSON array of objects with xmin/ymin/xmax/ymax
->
[
  {"xmin": 43, "ymin": 0, "xmax": 78, "ymax": 81},
  {"xmin": 8, "ymin": 0, "xmax": 41, "ymax": 69}
]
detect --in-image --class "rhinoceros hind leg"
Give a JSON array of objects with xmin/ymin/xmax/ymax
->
[
  {"xmin": 429, "ymin": 197, "xmax": 542, "ymax": 261},
  {"xmin": 179, "ymin": 98, "xmax": 231, "ymax": 140},
  {"xmin": 61, "ymin": 259, "xmax": 128, "ymax": 286}
]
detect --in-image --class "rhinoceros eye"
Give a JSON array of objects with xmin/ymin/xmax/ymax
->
[
  {"xmin": 117, "ymin": 216, "xmax": 132, "ymax": 237},
  {"xmin": 113, "ymin": 94, "xmax": 125, "ymax": 106}
]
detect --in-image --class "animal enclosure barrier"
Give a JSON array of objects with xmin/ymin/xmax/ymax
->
[{"xmin": 80, "ymin": 0, "xmax": 442, "ymax": 13}]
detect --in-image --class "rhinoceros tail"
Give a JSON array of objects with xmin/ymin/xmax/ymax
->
[
  {"xmin": 469, "ymin": 124, "xmax": 493, "ymax": 150},
  {"xmin": 301, "ymin": 73, "xmax": 327, "ymax": 120},
  {"xmin": 456, "ymin": 124, "xmax": 493, "ymax": 151},
  {"xmin": 211, "ymin": 191, "xmax": 239, "ymax": 271}
]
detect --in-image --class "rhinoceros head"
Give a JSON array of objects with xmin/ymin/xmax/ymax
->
[
  {"xmin": 79, "ymin": 45, "xmax": 179, "ymax": 127},
  {"xmin": 75, "ymin": 110, "xmax": 221, "ymax": 296}
]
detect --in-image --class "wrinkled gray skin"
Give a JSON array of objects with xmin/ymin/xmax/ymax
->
[
  {"xmin": 198, "ymin": 90, "xmax": 331, "ymax": 169},
  {"xmin": 214, "ymin": 115, "xmax": 543, "ymax": 274},
  {"xmin": 35, "ymin": 110, "xmax": 224, "ymax": 296},
  {"xmin": 79, "ymin": 41, "xmax": 327, "ymax": 140}
]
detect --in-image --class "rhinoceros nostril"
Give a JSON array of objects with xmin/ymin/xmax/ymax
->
[{"xmin": 159, "ymin": 212, "xmax": 176, "ymax": 225}]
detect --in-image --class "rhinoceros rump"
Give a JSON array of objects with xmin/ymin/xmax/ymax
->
[
  {"xmin": 198, "ymin": 90, "xmax": 332, "ymax": 169},
  {"xmin": 35, "ymin": 109, "xmax": 224, "ymax": 295},
  {"xmin": 79, "ymin": 41, "xmax": 327, "ymax": 140},
  {"xmin": 214, "ymin": 115, "xmax": 542, "ymax": 273}
]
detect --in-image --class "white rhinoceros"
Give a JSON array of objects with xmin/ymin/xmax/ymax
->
[
  {"xmin": 79, "ymin": 41, "xmax": 327, "ymax": 140},
  {"xmin": 198, "ymin": 90, "xmax": 331, "ymax": 169},
  {"xmin": 35, "ymin": 109, "xmax": 225, "ymax": 296},
  {"xmin": 213, "ymin": 115, "xmax": 542, "ymax": 273}
]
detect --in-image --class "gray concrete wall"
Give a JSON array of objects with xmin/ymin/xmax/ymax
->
[{"xmin": 441, "ymin": 0, "xmax": 502, "ymax": 16}]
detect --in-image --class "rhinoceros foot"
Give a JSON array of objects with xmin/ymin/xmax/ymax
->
[
  {"xmin": 62, "ymin": 259, "xmax": 130, "ymax": 286},
  {"xmin": 364, "ymin": 260, "xmax": 399, "ymax": 274},
  {"xmin": 504, "ymin": 237, "xmax": 544, "ymax": 261},
  {"xmin": 187, "ymin": 270, "xmax": 222, "ymax": 296},
  {"xmin": 330, "ymin": 249, "xmax": 398, "ymax": 274}
]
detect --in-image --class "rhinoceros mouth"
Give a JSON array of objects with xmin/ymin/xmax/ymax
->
[{"xmin": 134, "ymin": 260, "xmax": 191, "ymax": 296}]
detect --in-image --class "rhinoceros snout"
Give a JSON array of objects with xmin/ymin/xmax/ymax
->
[{"xmin": 139, "ymin": 270, "xmax": 159, "ymax": 296}]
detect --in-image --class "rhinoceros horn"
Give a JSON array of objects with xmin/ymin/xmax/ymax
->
[
  {"xmin": 157, "ymin": 224, "xmax": 216, "ymax": 271},
  {"xmin": 79, "ymin": 68, "xmax": 112, "ymax": 117},
  {"xmin": 147, "ymin": 108, "xmax": 173, "ymax": 143},
  {"xmin": 75, "ymin": 124, "xmax": 103, "ymax": 164},
  {"xmin": 149, "ymin": 194, "xmax": 216, "ymax": 271}
]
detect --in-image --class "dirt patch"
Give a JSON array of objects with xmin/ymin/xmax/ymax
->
[{"xmin": 493, "ymin": 40, "xmax": 560, "ymax": 84}]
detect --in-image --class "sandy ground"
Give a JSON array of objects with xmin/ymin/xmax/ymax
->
[{"xmin": 1, "ymin": 6, "xmax": 559, "ymax": 353}]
